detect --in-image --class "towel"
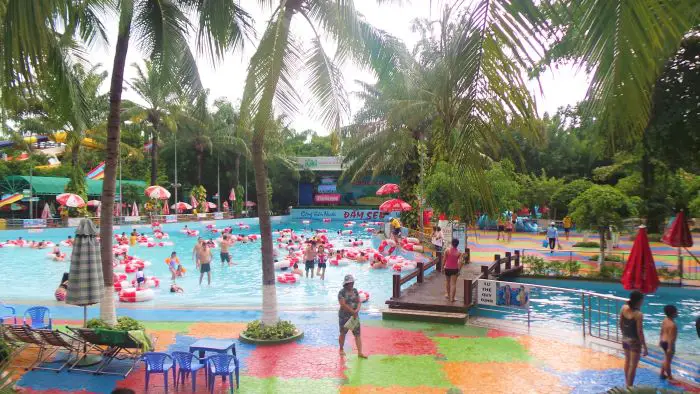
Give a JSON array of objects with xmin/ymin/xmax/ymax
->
[{"xmin": 129, "ymin": 330, "xmax": 153, "ymax": 352}]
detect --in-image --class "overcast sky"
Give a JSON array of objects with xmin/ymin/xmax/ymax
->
[{"xmin": 89, "ymin": 1, "xmax": 590, "ymax": 134}]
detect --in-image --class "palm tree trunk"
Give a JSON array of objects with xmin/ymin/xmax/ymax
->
[
  {"xmin": 71, "ymin": 144, "xmax": 80, "ymax": 168},
  {"xmin": 234, "ymin": 154, "xmax": 240, "ymax": 187},
  {"xmin": 150, "ymin": 130, "xmax": 158, "ymax": 185},
  {"xmin": 197, "ymin": 151, "xmax": 204, "ymax": 185},
  {"xmin": 99, "ymin": 23, "xmax": 131, "ymax": 326},
  {"xmin": 598, "ymin": 226, "xmax": 606, "ymax": 266},
  {"xmin": 252, "ymin": 129, "xmax": 277, "ymax": 325}
]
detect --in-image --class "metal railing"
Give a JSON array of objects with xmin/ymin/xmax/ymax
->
[
  {"xmin": 0, "ymin": 212, "xmax": 239, "ymax": 230},
  {"xmin": 473, "ymin": 278, "xmax": 627, "ymax": 343},
  {"xmin": 519, "ymin": 248, "xmax": 700, "ymax": 282}
]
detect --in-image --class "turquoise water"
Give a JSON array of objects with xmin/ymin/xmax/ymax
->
[
  {"xmin": 512, "ymin": 278, "xmax": 700, "ymax": 360},
  {"xmin": 0, "ymin": 218, "xmax": 427, "ymax": 310}
]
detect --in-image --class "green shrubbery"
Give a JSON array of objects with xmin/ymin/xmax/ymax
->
[
  {"xmin": 599, "ymin": 264, "xmax": 623, "ymax": 279},
  {"xmin": 573, "ymin": 241, "xmax": 600, "ymax": 248},
  {"xmin": 243, "ymin": 320, "xmax": 297, "ymax": 340},
  {"xmin": 86, "ymin": 316, "xmax": 145, "ymax": 331},
  {"xmin": 588, "ymin": 254, "xmax": 624, "ymax": 263}
]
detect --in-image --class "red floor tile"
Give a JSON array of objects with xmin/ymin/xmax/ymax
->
[
  {"xmin": 245, "ymin": 343, "xmax": 345, "ymax": 379},
  {"xmin": 349, "ymin": 326, "xmax": 438, "ymax": 356}
]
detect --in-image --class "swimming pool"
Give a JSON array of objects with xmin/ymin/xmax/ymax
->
[
  {"xmin": 504, "ymin": 278, "xmax": 700, "ymax": 360},
  {"xmin": 0, "ymin": 217, "xmax": 427, "ymax": 311}
]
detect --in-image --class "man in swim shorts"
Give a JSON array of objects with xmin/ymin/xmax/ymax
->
[
  {"xmin": 220, "ymin": 234, "xmax": 233, "ymax": 266},
  {"xmin": 304, "ymin": 241, "xmax": 317, "ymax": 278},
  {"xmin": 197, "ymin": 243, "xmax": 212, "ymax": 286},
  {"xmin": 192, "ymin": 237, "xmax": 203, "ymax": 266}
]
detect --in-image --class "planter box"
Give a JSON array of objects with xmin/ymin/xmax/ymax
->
[{"xmin": 238, "ymin": 330, "xmax": 304, "ymax": 345}]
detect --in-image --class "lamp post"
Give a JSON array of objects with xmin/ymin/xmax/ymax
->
[
  {"xmin": 174, "ymin": 132, "xmax": 178, "ymax": 204},
  {"xmin": 217, "ymin": 152, "xmax": 221, "ymax": 212}
]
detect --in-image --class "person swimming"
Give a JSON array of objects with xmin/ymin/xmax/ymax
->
[{"xmin": 170, "ymin": 284, "xmax": 184, "ymax": 293}]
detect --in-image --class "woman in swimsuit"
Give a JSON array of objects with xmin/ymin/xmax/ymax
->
[
  {"xmin": 619, "ymin": 291, "xmax": 647, "ymax": 387},
  {"xmin": 442, "ymin": 239, "xmax": 462, "ymax": 302}
]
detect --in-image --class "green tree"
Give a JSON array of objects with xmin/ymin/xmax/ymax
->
[
  {"xmin": 518, "ymin": 170, "xmax": 564, "ymax": 218},
  {"xmin": 550, "ymin": 179, "xmax": 593, "ymax": 218},
  {"xmin": 569, "ymin": 185, "xmax": 636, "ymax": 264},
  {"xmin": 98, "ymin": 0, "xmax": 251, "ymax": 324}
]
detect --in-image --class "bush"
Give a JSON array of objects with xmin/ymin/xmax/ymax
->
[
  {"xmin": 657, "ymin": 267, "xmax": 681, "ymax": 279},
  {"xmin": 600, "ymin": 264, "xmax": 623, "ymax": 279},
  {"xmin": 86, "ymin": 318, "xmax": 111, "ymax": 330},
  {"xmin": 85, "ymin": 317, "xmax": 145, "ymax": 331},
  {"xmin": 588, "ymin": 254, "xmax": 624, "ymax": 263},
  {"xmin": 243, "ymin": 320, "xmax": 297, "ymax": 340},
  {"xmin": 573, "ymin": 241, "xmax": 600, "ymax": 248},
  {"xmin": 523, "ymin": 256, "xmax": 547, "ymax": 275},
  {"xmin": 546, "ymin": 261, "xmax": 565, "ymax": 276},
  {"xmin": 564, "ymin": 261, "xmax": 582, "ymax": 276}
]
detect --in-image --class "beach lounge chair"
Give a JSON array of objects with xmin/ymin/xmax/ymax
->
[
  {"xmin": 23, "ymin": 306, "xmax": 51, "ymax": 330},
  {"xmin": 0, "ymin": 324, "xmax": 27, "ymax": 360},
  {"xmin": 172, "ymin": 351, "xmax": 207, "ymax": 392},
  {"xmin": 142, "ymin": 352, "xmax": 175, "ymax": 393},
  {"xmin": 206, "ymin": 354, "xmax": 239, "ymax": 394},
  {"xmin": 0, "ymin": 302, "xmax": 16, "ymax": 325},
  {"xmin": 2, "ymin": 325, "xmax": 48, "ymax": 370},
  {"xmin": 32, "ymin": 329, "xmax": 89, "ymax": 372},
  {"xmin": 68, "ymin": 327, "xmax": 151, "ymax": 377}
]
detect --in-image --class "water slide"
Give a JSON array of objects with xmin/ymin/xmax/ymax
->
[
  {"xmin": 50, "ymin": 131, "xmax": 103, "ymax": 149},
  {"xmin": 0, "ymin": 135, "xmax": 48, "ymax": 149}
]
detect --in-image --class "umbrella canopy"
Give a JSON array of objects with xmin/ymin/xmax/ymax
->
[
  {"xmin": 376, "ymin": 183, "xmax": 400, "ymax": 196},
  {"xmin": 245, "ymin": 201, "xmax": 256, "ymax": 207},
  {"xmin": 86, "ymin": 200, "xmax": 101, "ymax": 208},
  {"xmin": 206, "ymin": 202, "xmax": 217, "ymax": 209},
  {"xmin": 223, "ymin": 201, "xmax": 229, "ymax": 210},
  {"xmin": 0, "ymin": 203, "xmax": 26, "ymax": 212},
  {"xmin": 41, "ymin": 202, "xmax": 51, "ymax": 219},
  {"xmin": 56, "ymin": 193, "xmax": 85, "ymax": 208},
  {"xmin": 662, "ymin": 211, "xmax": 693, "ymax": 248},
  {"xmin": 379, "ymin": 198, "xmax": 412, "ymax": 213},
  {"xmin": 131, "ymin": 202, "xmax": 139, "ymax": 216},
  {"xmin": 145, "ymin": 185, "xmax": 171, "ymax": 200},
  {"xmin": 66, "ymin": 219, "xmax": 104, "ymax": 306},
  {"xmin": 190, "ymin": 195, "xmax": 198, "ymax": 209},
  {"xmin": 96, "ymin": 204, "xmax": 101, "ymax": 218},
  {"xmin": 229, "ymin": 188, "xmax": 236, "ymax": 201},
  {"xmin": 172, "ymin": 202, "xmax": 192, "ymax": 211},
  {"xmin": 621, "ymin": 226, "xmax": 660, "ymax": 294},
  {"xmin": 162, "ymin": 203, "xmax": 170, "ymax": 215}
]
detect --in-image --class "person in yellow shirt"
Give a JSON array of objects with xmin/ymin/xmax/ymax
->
[
  {"xmin": 129, "ymin": 229, "xmax": 138, "ymax": 246},
  {"xmin": 390, "ymin": 217, "xmax": 402, "ymax": 243},
  {"xmin": 563, "ymin": 216, "xmax": 573, "ymax": 240}
]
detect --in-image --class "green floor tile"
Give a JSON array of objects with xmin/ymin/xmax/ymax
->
[
  {"xmin": 433, "ymin": 337, "xmax": 530, "ymax": 362},
  {"xmin": 141, "ymin": 321, "xmax": 193, "ymax": 332},
  {"xmin": 237, "ymin": 377, "xmax": 340, "ymax": 394},
  {"xmin": 364, "ymin": 320, "xmax": 488, "ymax": 337},
  {"xmin": 344, "ymin": 355, "xmax": 450, "ymax": 387}
]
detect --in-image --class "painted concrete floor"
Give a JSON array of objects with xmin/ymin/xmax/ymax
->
[{"xmin": 7, "ymin": 313, "xmax": 699, "ymax": 394}]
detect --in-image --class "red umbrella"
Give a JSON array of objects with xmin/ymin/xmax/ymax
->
[
  {"xmin": 145, "ymin": 185, "xmax": 171, "ymax": 200},
  {"xmin": 376, "ymin": 183, "xmax": 400, "ymax": 196},
  {"xmin": 171, "ymin": 202, "xmax": 192, "ymax": 211},
  {"xmin": 86, "ymin": 200, "xmax": 101, "ymax": 208},
  {"xmin": 244, "ymin": 201, "xmax": 256, "ymax": 207},
  {"xmin": 56, "ymin": 193, "xmax": 85, "ymax": 207},
  {"xmin": 379, "ymin": 198, "xmax": 412, "ymax": 213},
  {"xmin": 662, "ymin": 211, "xmax": 693, "ymax": 247},
  {"xmin": 621, "ymin": 226, "xmax": 660, "ymax": 294},
  {"xmin": 205, "ymin": 202, "xmax": 217, "ymax": 209}
]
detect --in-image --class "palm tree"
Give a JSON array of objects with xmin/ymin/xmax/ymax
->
[
  {"xmin": 98, "ymin": 0, "xmax": 252, "ymax": 324},
  {"xmin": 240, "ymin": 1, "xmax": 407, "ymax": 325},
  {"xmin": 125, "ymin": 61, "xmax": 180, "ymax": 185}
]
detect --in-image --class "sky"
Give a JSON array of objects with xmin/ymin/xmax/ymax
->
[{"xmin": 89, "ymin": 1, "xmax": 590, "ymax": 135}]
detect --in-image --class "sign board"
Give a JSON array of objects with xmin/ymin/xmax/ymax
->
[
  {"xmin": 291, "ymin": 208, "xmax": 395, "ymax": 221},
  {"xmin": 23, "ymin": 219, "xmax": 46, "ymax": 228},
  {"xmin": 317, "ymin": 184, "xmax": 337, "ymax": 194},
  {"xmin": 320, "ymin": 177, "xmax": 335, "ymax": 185},
  {"xmin": 296, "ymin": 156, "xmax": 344, "ymax": 171},
  {"xmin": 22, "ymin": 189, "xmax": 31, "ymax": 197},
  {"xmin": 213, "ymin": 212, "xmax": 224, "ymax": 220},
  {"xmin": 164, "ymin": 215, "xmax": 178, "ymax": 223},
  {"xmin": 27, "ymin": 229, "xmax": 43, "ymax": 233},
  {"xmin": 197, "ymin": 213, "xmax": 208, "ymax": 218},
  {"xmin": 124, "ymin": 216, "xmax": 141, "ymax": 222},
  {"xmin": 314, "ymin": 194, "xmax": 341, "ymax": 204},
  {"xmin": 67, "ymin": 218, "xmax": 83, "ymax": 227},
  {"xmin": 451, "ymin": 223, "xmax": 466, "ymax": 253},
  {"xmin": 478, "ymin": 280, "xmax": 530, "ymax": 308}
]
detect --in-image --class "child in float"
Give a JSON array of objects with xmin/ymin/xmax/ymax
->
[
  {"xmin": 292, "ymin": 263, "xmax": 303, "ymax": 276},
  {"xmin": 135, "ymin": 266, "xmax": 145, "ymax": 289},
  {"xmin": 355, "ymin": 252, "xmax": 368, "ymax": 262},
  {"xmin": 166, "ymin": 252, "xmax": 179, "ymax": 281},
  {"xmin": 65, "ymin": 235, "xmax": 73, "ymax": 246},
  {"xmin": 170, "ymin": 283, "xmax": 184, "ymax": 293},
  {"xmin": 129, "ymin": 229, "xmax": 137, "ymax": 246},
  {"xmin": 316, "ymin": 244, "xmax": 327, "ymax": 280},
  {"xmin": 52, "ymin": 245, "xmax": 64, "ymax": 261},
  {"xmin": 659, "ymin": 305, "xmax": 678, "ymax": 380},
  {"xmin": 176, "ymin": 263, "xmax": 186, "ymax": 277}
]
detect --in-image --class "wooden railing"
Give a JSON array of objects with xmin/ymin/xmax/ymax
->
[{"xmin": 464, "ymin": 250, "xmax": 521, "ymax": 306}]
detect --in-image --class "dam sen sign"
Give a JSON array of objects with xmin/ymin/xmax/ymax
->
[{"xmin": 291, "ymin": 208, "xmax": 396, "ymax": 221}]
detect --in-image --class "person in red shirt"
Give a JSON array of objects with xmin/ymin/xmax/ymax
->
[{"xmin": 442, "ymin": 239, "xmax": 463, "ymax": 302}]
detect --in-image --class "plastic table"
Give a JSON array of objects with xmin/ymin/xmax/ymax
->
[{"xmin": 189, "ymin": 339, "xmax": 236, "ymax": 363}]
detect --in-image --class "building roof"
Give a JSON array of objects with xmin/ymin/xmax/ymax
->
[{"xmin": 0, "ymin": 175, "xmax": 146, "ymax": 196}]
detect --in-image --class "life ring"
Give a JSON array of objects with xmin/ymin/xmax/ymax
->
[
  {"xmin": 249, "ymin": 234, "xmax": 259, "ymax": 241},
  {"xmin": 131, "ymin": 276, "xmax": 160, "ymax": 289},
  {"xmin": 352, "ymin": 240, "xmax": 363, "ymax": 246},
  {"xmin": 114, "ymin": 279, "xmax": 130, "ymax": 292},
  {"xmin": 274, "ymin": 261, "xmax": 291, "ymax": 270},
  {"xmin": 60, "ymin": 240, "xmax": 73, "ymax": 247},
  {"xmin": 113, "ymin": 273, "xmax": 127, "ymax": 283},
  {"xmin": 206, "ymin": 224, "xmax": 216, "ymax": 229},
  {"xmin": 378, "ymin": 239, "xmax": 397, "ymax": 255},
  {"xmin": 119, "ymin": 288, "xmax": 155, "ymax": 303},
  {"xmin": 238, "ymin": 224, "xmax": 250, "ymax": 230},
  {"xmin": 302, "ymin": 220, "xmax": 311, "ymax": 225},
  {"xmin": 323, "ymin": 218, "xmax": 332, "ymax": 223},
  {"xmin": 370, "ymin": 261, "xmax": 387, "ymax": 269},
  {"xmin": 316, "ymin": 229, "xmax": 327, "ymax": 233},
  {"xmin": 405, "ymin": 237, "xmax": 420, "ymax": 245},
  {"xmin": 341, "ymin": 230, "xmax": 353, "ymax": 235},
  {"xmin": 358, "ymin": 290, "xmax": 370, "ymax": 303},
  {"xmin": 47, "ymin": 252, "xmax": 66, "ymax": 261},
  {"xmin": 365, "ymin": 228, "xmax": 375, "ymax": 233},
  {"xmin": 276, "ymin": 273, "xmax": 298, "ymax": 284},
  {"xmin": 343, "ymin": 223, "xmax": 353, "ymax": 228}
]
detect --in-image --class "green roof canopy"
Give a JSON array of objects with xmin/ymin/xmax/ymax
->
[{"xmin": 0, "ymin": 175, "xmax": 146, "ymax": 197}]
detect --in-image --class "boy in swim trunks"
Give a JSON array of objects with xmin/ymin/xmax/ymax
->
[
  {"xmin": 659, "ymin": 305, "xmax": 678, "ymax": 380},
  {"xmin": 316, "ymin": 244, "xmax": 327, "ymax": 280},
  {"xmin": 220, "ymin": 234, "xmax": 233, "ymax": 266},
  {"xmin": 197, "ymin": 243, "xmax": 212, "ymax": 286},
  {"xmin": 304, "ymin": 241, "xmax": 317, "ymax": 278}
]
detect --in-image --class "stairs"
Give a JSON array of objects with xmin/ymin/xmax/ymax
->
[{"xmin": 382, "ymin": 308, "xmax": 468, "ymax": 324}]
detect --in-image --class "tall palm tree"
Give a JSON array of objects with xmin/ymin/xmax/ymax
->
[
  {"xmin": 99, "ymin": 0, "xmax": 252, "ymax": 324},
  {"xmin": 240, "ymin": 0, "xmax": 407, "ymax": 325},
  {"xmin": 125, "ymin": 61, "xmax": 179, "ymax": 185}
]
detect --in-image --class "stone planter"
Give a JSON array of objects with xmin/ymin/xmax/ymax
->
[{"xmin": 238, "ymin": 329, "xmax": 304, "ymax": 345}]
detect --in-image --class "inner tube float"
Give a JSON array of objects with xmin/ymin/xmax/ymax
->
[
  {"xmin": 238, "ymin": 224, "xmax": 250, "ymax": 229},
  {"xmin": 358, "ymin": 290, "xmax": 370, "ymax": 303},
  {"xmin": 343, "ymin": 223, "xmax": 353, "ymax": 228},
  {"xmin": 114, "ymin": 280, "xmax": 131, "ymax": 292},
  {"xmin": 322, "ymin": 218, "xmax": 331, "ymax": 223},
  {"xmin": 378, "ymin": 239, "xmax": 397, "ymax": 255},
  {"xmin": 405, "ymin": 237, "xmax": 420, "ymax": 245},
  {"xmin": 276, "ymin": 273, "xmax": 299, "ymax": 284},
  {"xmin": 402, "ymin": 242, "xmax": 423, "ymax": 252},
  {"xmin": 60, "ymin": 240, "xmax": 73, "ymax": 247},
  {"xmin": 131, "ymin": 276, "xmax": 160, "ymax": 289},
  {"xmin": 341, "ymin": 230, "xmax": 353, "ymax": 235},
  {"xmin": 302, "ymin": 220, "xmax": 311, "ymax": 225},
  {"xmin": 119, "ymin": 288, "xmax": 155, "ymax": 303},
  {"xmin": 274, "ymin": 260, "xmax": 293, "ymax": 270},
  {"xmin": 365, "ymin": 228, "xmax": 375, "ymax": 233},
  {"xmin": 46, "ymin": 252, "xmax": 66, "ymax": 261}
]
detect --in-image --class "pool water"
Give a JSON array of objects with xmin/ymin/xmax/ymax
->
[
  {"xmin": 0, "ymin": 218, "xmax": 427, "ymax": 311},
  {"xmin": 511, "ymin": 278, "xmax": 700, "ymax": 360}
]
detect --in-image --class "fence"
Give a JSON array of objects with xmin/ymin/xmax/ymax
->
[
  {"xmin": 0, "ymin": 212, "xmax": 238, "ymax": 230},
  {"xmin": 519, "ymin": 247, "xmax": 700, "ymax": 282},
  {"xmin": 472, "ymin": 278, "xmax": 627, "ymax": 343}
]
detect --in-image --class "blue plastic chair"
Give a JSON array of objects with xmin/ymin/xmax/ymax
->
[
  {"xmin": 0, "ymin": 302, "xmax": 16, "ymax": 325},
  {"xmin": 142, "ymin": 352, "xmax": 175, "ymax": 393},
  {"xmin": 206, "ymin": 354, "xmax": 239, "ymax": 394},
  {"xmin": 23, "ymin": 306, "xmax": 51, "ymax": 329},
  {"xmin": 172, "ymin": 351, "xmax": 207, "ymax": 392}
]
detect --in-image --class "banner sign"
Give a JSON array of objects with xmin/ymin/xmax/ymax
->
[
  {"xmin": 478, "ymin": 280, "xmax": 530, "ymax": 308},
  {"xmin": 314, "ymin": 194, "xmax": 341, "ymax": 204},
  {"xmin": 213, "ymin": 212, "xmax": 224, "ymax": 220},
  {"xmin": 320, "ymin": 177, "xmax": 336, "ymax": 185},
  {"xmin": 451, "ymin": 224, "xmax": 466, "ymax": 253},
  {"xmin": 297, "ymin": 156, "xmax": 343, "ymax": 171},
  {"xmin": 291, "ymin": 208, "xmax": 395, "ymax": 221},
  {"xmin": 317, "ymin": 184, "xmax": 337, "ymax": 193},
  {"xmin": 124, "ymin": 216, "xmax": 140, "ymax": 223},
  {"xmin": 164, "ymin": 215, "xmax": 178, "ymax": 223},
  {"xmin": 23, "ymin": 219, "xmax": 47, "ymax": 228},
  {"xmin": 197, "ymin": 213, "xmax": 208, "ymax": 218},
  {"xmin": 67, "ymin": 218, "xmax": 82, "ymax": 227}
]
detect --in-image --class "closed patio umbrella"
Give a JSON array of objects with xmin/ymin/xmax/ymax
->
[
  {"xmin": 661, "ymin": 210, "xmax": 695, "ymax": 285},
  {"xmin": 131, "ymin": 201, "xmax": 139, "ymax": 217},
  {"xmin": 621, "ymin": 225, "xmax": 660, "ymax": 294},
  {"xmin": 66, "ymin": 219, "xmax": 104, "ymax": 325},
  {"xmin": 41, "ymin": 202, "xmax": 51, "ymax": 219}
]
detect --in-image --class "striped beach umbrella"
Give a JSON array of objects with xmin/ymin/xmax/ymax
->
[
  {"xmin": 66, "ymin": 219, "xmax": 104, "ymax": 325},
  {"xmin": 145, "ymin": 185, "xmax": 171, "ymax": 200},
  {"xmin": 56, "ymin": 193, "xmax": 85, "ymax": 208}
]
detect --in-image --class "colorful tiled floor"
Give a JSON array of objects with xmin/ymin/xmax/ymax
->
[{"xmin": 8, "ymin": 312, "xmax": 698, "ymax": 393}]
